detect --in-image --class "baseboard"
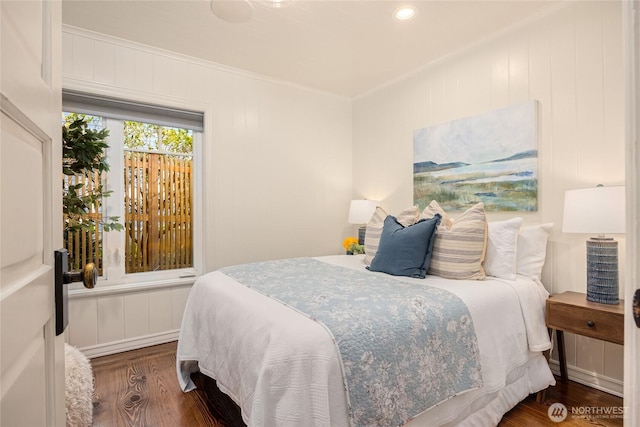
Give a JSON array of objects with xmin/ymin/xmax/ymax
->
[
  {"xmin": 548, "ymin": 359, "xmax": 623, "ymax": 398},
  {"xmin": 77, "ymin": 330, "xmax": 180, "ymax": 359}
]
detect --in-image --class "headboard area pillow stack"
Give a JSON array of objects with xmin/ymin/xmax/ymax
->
[
  {"xmin": 363, "ymin": 205, "xmax": 420, "ymax": 266},
  {"xmin": 363, "ymin": 199, "xmax": 553, "ymax": 281},
  {"xmin": 367, "ymin": 214, "xmax": 441, "ymax": 278}
]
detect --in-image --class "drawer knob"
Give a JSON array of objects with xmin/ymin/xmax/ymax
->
[{"xmin": 587, "ymin": 320, "xmax": 595, "ymax": 328}]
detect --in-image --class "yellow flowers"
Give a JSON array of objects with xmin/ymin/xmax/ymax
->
[
  {"xmin": 343, "ymin": 237, "xmax": 365, "ymax": 254},
  {"xmin": 343, "ymin": 237, "xmax": 359, "ymax": 250}
]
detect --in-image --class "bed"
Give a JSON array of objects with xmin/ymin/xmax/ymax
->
[{"xmin": 177, "ymin": 203, "xmax": 556, "ymax": 426}]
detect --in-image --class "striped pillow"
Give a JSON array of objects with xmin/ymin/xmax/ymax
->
[
  {"xmin": 425, "ymin": 202, "xmax": 488, "ymax": 280},
  {"xmin": 419, "ymin": 200, "xmax": 453, "ymax": 228},
  {"xmin": 364, "ymin": 205, "xmax": 419, "ymax": 265},
  {"xmin": 364, "ymin": 207, "xmax": 387, "ymax": 265},
  {"xmin": 396, "ymin": 205, "xmax": 420, "ymax": 227}
]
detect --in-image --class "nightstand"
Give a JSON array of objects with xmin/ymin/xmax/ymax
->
[{"xmin": 545, "ymin": 291, "xmax": 624, "ymax": 382}]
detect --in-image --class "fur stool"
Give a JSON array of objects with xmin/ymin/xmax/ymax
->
[{"xmin": 64, "ymin": 344, "xmax": 94, "ymax": 427}]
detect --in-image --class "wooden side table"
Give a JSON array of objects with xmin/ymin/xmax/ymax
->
[{"xmin": 545, "ymin": 291, "xmax": 624, "ymax": 382}]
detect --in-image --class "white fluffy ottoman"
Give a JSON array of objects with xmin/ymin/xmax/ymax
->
[{"xmin": 64, "ymin": 344, "xmax": 94, "ymax": 427}]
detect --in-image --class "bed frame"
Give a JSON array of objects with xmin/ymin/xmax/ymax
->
[
  {"xmin": 193, "ymin": 372, "xmax": 246, "ymax": 427},
  {"xmin": 193, "ymin": 367, "xmax": 550, "ymax": 426}
]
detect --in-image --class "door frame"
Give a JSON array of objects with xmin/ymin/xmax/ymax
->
[{"xmin": 623, "ymin": 0, "xmax": 639, "ymax": 425}]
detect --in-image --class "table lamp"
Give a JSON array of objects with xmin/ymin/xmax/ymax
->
[
  {"xmin": 348, "ymin": 199, "xmax": 378, "ymax": 245},
  {"xmin": 562, "ymin": 185, "xmax": 625, "ymax": 304}
]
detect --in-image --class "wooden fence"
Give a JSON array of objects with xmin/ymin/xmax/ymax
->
[
  {"xmin": 63, "ymin": 151, "xmax": 193, "ymax": 275},
  {"xmin": 124, "ymin": 150, "xmax": 193, "ymax": 273},
  {"xmin": 63, "ymin": 171, "xmax": 104, "ymax": 273}
]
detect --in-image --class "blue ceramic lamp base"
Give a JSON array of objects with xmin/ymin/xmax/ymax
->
[
  {"xmin": 358, "ymin": 226, "xmax": 366, "ymax": 245},
  {"xmin": 586, "ymin": 237, "xmax": 619, "ymax": 305}
]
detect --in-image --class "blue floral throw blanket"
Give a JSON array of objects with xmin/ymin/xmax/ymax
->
[{"xmin": 220, "ymin": 258, "xmax": 483, "ymax": 426}]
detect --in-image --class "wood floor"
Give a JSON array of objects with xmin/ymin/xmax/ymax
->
[{"xmin": 91, "ymin": 341, "xmax": 624, "ymax": 427}]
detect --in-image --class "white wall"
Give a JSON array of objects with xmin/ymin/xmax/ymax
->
[
  {"xmin": 352, "ymin": 2, "xmax": 625, "ymax": 395},
  {"xmin": 62, "ymin": 26, "xmax": 353, "ymax": 357}
]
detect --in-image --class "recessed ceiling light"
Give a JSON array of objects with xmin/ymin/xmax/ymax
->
[
  {"xmin": 210, "ymin": 0, "xmax": 254, "ymax": 23},
  {"xmin": 394, "ymin": 5, "xmax": 418, "ymax": 21},
  {"xmin": 263, "ymin": 0, "xmax": 293, "ymax": 8}
]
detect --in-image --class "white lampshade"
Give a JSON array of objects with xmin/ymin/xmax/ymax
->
[
  {"xmin": 562, "ymin": 185, "xmax": 625, "ymax": 235},
  {"xmin": 348, "ymin": 199, "xmax": 378, "ymax": 224},
  {"xmin": 562, "ymin": 184, "xmax": 625, "ymax": 305}
]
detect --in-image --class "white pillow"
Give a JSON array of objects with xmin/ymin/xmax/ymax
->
[
  {"xmin": 516, "ymin": 223, "xmax": 553, "ymax": 279},
  {"xmin": 484, "ymin": 217, "xmax": 523, "ymax": 280}
]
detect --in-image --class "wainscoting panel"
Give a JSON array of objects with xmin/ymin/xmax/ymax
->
[
  {"xmin": 67, "ymin": 282, "xmax": 193, "ymax": 356},
  {"xmin": 93, "ymin": 39, "xmax": 116, "ymax": 85},
  {"xmin": 604, "ymin": 341, "xmax": 625, "ymax": 380},
  {"xmin": 550, "ymin": 333, "xmax": 624, "ymax": 397},
  {"xmin": 67, "ymin": 298, "xmax": 98, "ymax": 348},
  {"xmin": 97, "ymin": 296, "xmax": 125, "ymax": 344},
  {"xmin": 148, "ymin": 289, "xmax": 173, "ymax": 334},
  {"xmin": 134, "ymin": 50, "xmax": 154, "ymax": 93},
  {"xmin": 171, "ymin": 287, "xmax": 191, "ymax": 329},
  {"xmin": 114, "ymin": 44, "xmax": 135, "ymax": 89},
  {"xmin": 124, "ymin": 292, "xmax": 149, "ymax": 339}
]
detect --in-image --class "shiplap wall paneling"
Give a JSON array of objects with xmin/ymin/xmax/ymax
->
[
  {"xmin": 508, "ymin": 37, "xmax": 530, "ymax": 105},
  {"xmin": 602, "ymin": 3, "xmax": 625, "ymax": 176},
  {"xmin": 352, "ymin": 1, "xmax": 624, "ymax": 395},
  {"xmin": 62, "ymin": 25, "xmax": 353, "ymax": 357},
  {"xmin": 548, "ymin": 4, "xmax": 582, "ymax": 298}
]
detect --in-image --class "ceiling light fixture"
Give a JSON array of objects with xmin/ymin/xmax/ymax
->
[
  {"xmin": 210, "ymin": 0, "xmax": 254, "ymax": 23},
  {"xmin": 394, "ymin": 5, "xmax": 418, "ymax": 21},
  {"xmin": 263, "ymin": 0, "xmax": 293, "ymax": 8}
]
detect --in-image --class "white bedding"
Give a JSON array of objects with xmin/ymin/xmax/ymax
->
[{"xmin": 177, "ymin": 255, "xmax": 555, "ymax": 426}]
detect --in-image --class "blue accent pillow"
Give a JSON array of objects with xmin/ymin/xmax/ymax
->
[{"xmin": 368, "ymin": 214, "xmax": 441, "ymax": 278}]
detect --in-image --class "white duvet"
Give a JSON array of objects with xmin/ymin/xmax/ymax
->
[{"xmin": 177, "ymin": 255, "xmax": 555, "ymax": 426}]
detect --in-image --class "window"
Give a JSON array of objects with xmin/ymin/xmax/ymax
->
[
  {"xmin": 122, "ymin": 120, "xmax": 194, "ymax": 273},
  {"xmin": 62, "ymin": 113, "xmax": 106, "ymax": 275},
  {"xmin": 62, "ymin": 90, "xmax": 203, "ymax": 285}
]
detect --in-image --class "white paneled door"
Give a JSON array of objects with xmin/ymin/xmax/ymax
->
[
  {"xmin": 625, "ymin": 1, "xmax": 640, "ymax": 425},
  {"xmin": 1, "ymin": 1, "xmax": 64, "ymax": 426}
]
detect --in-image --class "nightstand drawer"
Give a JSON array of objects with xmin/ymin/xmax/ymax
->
[
  {"xmin": 546, "ymin": 292, "xmax": 624, "ymax": 345},
  {"xmin": 547, "ymin": 304, "xmax": 623, "ymax": 344}
]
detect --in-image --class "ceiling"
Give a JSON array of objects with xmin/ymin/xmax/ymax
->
[{"xmin": 62, "ymin": 0, "xmax": 564, "ymax": 97}]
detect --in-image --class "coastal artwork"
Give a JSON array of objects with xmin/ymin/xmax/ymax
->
[{"xmin": 413, "ymin": 101, "xmax": 538, "ymax": 212}]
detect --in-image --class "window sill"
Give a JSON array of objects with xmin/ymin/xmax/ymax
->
[{"xmin": 68, "ymin": 276, "xmax": 198, "ymax": 300}]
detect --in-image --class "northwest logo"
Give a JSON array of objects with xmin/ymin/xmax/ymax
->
[{"xmin": 548, "ymin": 402, "xmax": 568, "ymax": 422}]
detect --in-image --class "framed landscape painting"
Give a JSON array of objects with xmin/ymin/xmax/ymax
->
[{"xmin": 413, "ymin": 101, "xmax": 538, "ymax": 212}]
